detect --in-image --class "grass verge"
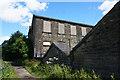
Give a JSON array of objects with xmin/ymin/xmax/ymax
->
[{"xmin": 1, "ymin": 60, "xmax": 19, "ymax": 78}]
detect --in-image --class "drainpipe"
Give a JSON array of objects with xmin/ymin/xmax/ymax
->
[{"xmin": 68, "ymin": 39, "xmax": 71, "ymax": 54}]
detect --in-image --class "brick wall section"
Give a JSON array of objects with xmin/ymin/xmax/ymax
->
[
  {"xmin": 76, "ymin": 25, "xmax": 82, "ymax": 41},
  {"xmin": 51, "ymin": 21, "xmax": 58, "ymax": 40},
  {"xmin": 71, "ymin": 2, "xmax": 120, "ymax": 78}
]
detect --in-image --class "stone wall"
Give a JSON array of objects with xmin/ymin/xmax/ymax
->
[
  {"xmin": 29, "ymin": 15, "xmax": 93, "ymax": 58},
  {"xmin": 71, "ymin": 2, "xmax": 120, "ymax": 78},
  {"xmin": 42, "ymin": 43, "xmax": 70, "ymax": 65}
]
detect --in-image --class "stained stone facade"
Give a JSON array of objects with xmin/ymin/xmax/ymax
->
[
  {"xmin": 28, "ymin": 15, "xmax": 93, "ymax": 58},
  {"xmin": 43, "ymin": 42, "xmax": 70, "ymax": 65},
  {"xmin": 70, "ymin": 1, "xmax": 120, "ymax": 78}
]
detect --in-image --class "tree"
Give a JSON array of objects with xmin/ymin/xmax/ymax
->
[
  {"xmin": 12, "ymin": 36, "xmax": 29, "ymax": 58},
  {"xmin": 8, "ymin": 31, "xmax": 23, "ymax": 45},
  {"xmin": 2, "ymin": 31, "xmax": 33, "ymax": 60}
]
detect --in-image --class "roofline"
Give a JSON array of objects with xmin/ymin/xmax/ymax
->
[
  {"xmin": 43, "ymin": 42, "xmax": 66, "ymax": 58},
  {"xmin": 70, "ymin": 1, "xmax": 120, "ymax": 52},
  {"xmin": 33, "ymin": 14, "xmax": 94, "ymax": 28}
]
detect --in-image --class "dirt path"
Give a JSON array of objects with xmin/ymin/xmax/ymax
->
[{"xmin": 11, "ymin": 62, "xmax": 37, "ymax": 78}]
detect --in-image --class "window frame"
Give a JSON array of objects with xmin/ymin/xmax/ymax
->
[
  {"xmin": 43, "ymin": 20, "xmax": 51, "ymax": 33},
  {"xmin": 58, "ymin": 23, "xmax": 65, "ymax": 34},
  {"xmin": 70, "ymin": 25, "xmax": 77, "ymax": 36},
  {"xmin": 81, "ymin": 27, "xmax": 87, "ymax": 37}
]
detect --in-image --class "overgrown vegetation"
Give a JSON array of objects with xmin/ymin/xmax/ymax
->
[
  {"xmin": 1, "ymin": 31, "xmax": 117, "ymax": 79},
  {"xmin": 1, "ymin": 61, "xmax": 18, "ymax": 78},
  {"xmin": 22, "ymin": 59, "xmax": 102, "ymax": 79},
  {"xmin": 2, "ymin": 31, "xmax": 33, "ymax": 61}
]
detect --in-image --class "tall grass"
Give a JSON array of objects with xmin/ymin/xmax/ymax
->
[
  {"xmin": 22, "ymin": 59, "xmax": 101, "ymax": 79},
  {"xmin": 1, "ymin": 61, "xmax": 18, "ymax": 78}
]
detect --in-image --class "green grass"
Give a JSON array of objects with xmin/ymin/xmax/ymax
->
[
  {"xmin": 22, "ymin": 59, "xmax": 102, "ymax": 79},
  {"xmin": 1, "ymin": 60, "xmax": 19, "ymax": 78}
]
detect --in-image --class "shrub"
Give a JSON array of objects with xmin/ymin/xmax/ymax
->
[
  {"xmin": 48, "ymin": 64, "xmax": 64, "ymax": 78},
  {"xmin": 2, "ymin": 31, "xmax": 33, "ymax": 61},
  {"xmin": 23, "ymin": 54, "xmax": 28, "ymax": 59},
  {"xmin": 1, "ymin": 61, "xmax": 18, "ymax": 78},
  {"xmin": 23, "ymin": 60, "xmax": 101, "ymax": 79}
]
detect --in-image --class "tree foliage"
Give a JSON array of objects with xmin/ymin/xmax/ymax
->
[
  {"xmin": 8, "ymin": 31, "xmax": 23, "ymax": 45},
  {"xmin": 2, "ymin": 31, "xmax": 33, "ymax": 60}
]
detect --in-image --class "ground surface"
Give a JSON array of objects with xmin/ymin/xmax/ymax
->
[{"xmin": 11, "ymin": 62, "xmax": 36, "ymax": 78}]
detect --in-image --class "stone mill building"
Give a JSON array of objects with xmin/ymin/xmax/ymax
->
[{"xmin": 28, "ymin": 15, "xmax": 93, "ymax": 58}]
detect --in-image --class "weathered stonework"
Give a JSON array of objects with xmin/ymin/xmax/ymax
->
[
  {"xmin": 71, "ymin": 1, "xmax": 120, "ymax": 78},
  {"xmin": 43, "ymin": 42, "xmax": 70, "ymax": 65},
  {"xmin": 28, "ymin": 15, "xmax": 93, "ymax": 58}
]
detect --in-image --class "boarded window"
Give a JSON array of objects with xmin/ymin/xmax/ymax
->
[
  {"xmin": 58, "ymin": 23, "xmax": 64, "ymax": 34},
  {"xmin": 43, "ymin": 42, "xmax": 51, "ymax": 46},
  {"xmin": 71, "ymin": 25, "xmax": 76, "ymax": 35},
  {"xmin": 81, "ymin": 27, "xmax": 86, "ymax": 36},
  {"xmin": 43, "ymin": 21, "xmax": 51, "ymax": 32},
  {"xmin": 43, "ymin": 42, "xmax": 51, "ymax": 54}
]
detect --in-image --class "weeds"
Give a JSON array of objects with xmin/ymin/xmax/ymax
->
[
  {"xmin": 22, "ymin": 59, "xmax": 101, "ymax": 79},
  {"xmin": 1, "ymin": 61, "xmax": 18, "ymax": 78}
]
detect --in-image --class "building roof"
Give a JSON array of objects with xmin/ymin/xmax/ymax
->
[
  {"xmin": 33, "ymin": 14, "xmax": 94, "ymax": 28},
  {"xmin": 54, "ymin": 41, "xmax": 70, "ymax": 54},
  {"xmin": 43, "ymin": 42, "xmax": 70, "ymax": 58}
]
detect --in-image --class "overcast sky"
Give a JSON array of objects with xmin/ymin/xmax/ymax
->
[{"xmin": 0, "ymin": 0, "xmax": 118, "ymax": 44}]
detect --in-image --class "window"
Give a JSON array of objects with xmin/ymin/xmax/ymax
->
[
  {"xmin": 81, "ymin": 27, "xmax": 86, "ymax": 36},
  {"xmin": 43, "ymin": 21, "xmax": 51, "ymax": 32},
  {"xmin": 43, "ymin": 42, "xmax": 51, "ymax": 54},
  {"xmin": 58, "ymin": 23, "xmax": 64, "ymax": 34},
  {"xmin": 43, "ymin": 42, "xmax": 51, "ymax": 46},
  {"xmin": 71, "ymin": 25, "xmax": 76, "ymax": 35}
]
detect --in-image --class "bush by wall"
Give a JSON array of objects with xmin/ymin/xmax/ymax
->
[{"xmin": 22, "ymin": 59, "xmax": 102, "ymax": 79}]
